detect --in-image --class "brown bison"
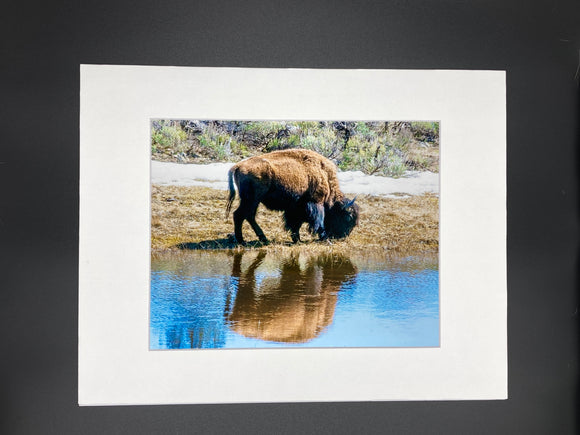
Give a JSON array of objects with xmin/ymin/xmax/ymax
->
[{"xmin": 226, "ymin": 149, "xmax": 359, "ymax": 244}]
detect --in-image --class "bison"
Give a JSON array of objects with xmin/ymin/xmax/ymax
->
[{"xmin": 226, "ymin": 149, "xmax": 359, "ymax": 244}]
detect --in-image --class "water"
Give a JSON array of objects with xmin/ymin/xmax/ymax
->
[{"xmin": 150, "ymin": 250, "xmax": 439, "ymax": 349}]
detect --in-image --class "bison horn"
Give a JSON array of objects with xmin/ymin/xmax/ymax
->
[{"xmin": 345, "ymin": 196, "xmax": 357, "ymax": 208}]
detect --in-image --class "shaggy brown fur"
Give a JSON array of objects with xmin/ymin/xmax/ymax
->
[{"xmin": 226, "ymin": 149, "xmax": 358, "ymax": 244}]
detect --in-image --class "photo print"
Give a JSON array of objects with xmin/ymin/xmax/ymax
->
[{"xmin": 150, "ymin": 120, "xmax": 440, "ymax": 349}]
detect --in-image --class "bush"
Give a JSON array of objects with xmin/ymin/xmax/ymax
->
[
  {"xmin": 197, "ymin": 124, "xmax": 239, "ymax": 161},
  {"xmin": 299, "ymin": 125, "xmax": 341, "ymax": 159},
  {"xmin": 410, "ymin": 122, "xmax": 439, "ymax": 143},
  {"xmin": 339, "ymin": 135, "xmax": 407, "ymax": 177},
  {"xmin": 151, "ymin": 119, "xmax": 439, "ymax": 174},
  {"xmin": 151, "ymin": 124, "xmax": 189, "ymax": 154}
]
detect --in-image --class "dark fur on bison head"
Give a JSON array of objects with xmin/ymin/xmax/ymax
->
[{"xmin": 324, "ymin": 197, "xmax": 359, "ymax": 239}]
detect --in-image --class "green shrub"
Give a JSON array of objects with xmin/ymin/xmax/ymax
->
[
  {"xmin": 339, "ymin": 135, "xmax": 407, "ymax": 177},
  {"xmin": 151, "ymin": 125, "xmax": 188, "ymax": 154},
  {"xmin": 354, "ymin": 122, "xmax": 378, "ymax": 140},
  {"xmin": 410, "ymin": 122, "xmax": 439, "ymax": 143},
  {"xmin": 242, "ymin": 121, "xmax": 287, "ymax": 139},
  {"xmin": 264, "ymin": 137, "xmax": 282, "ymax": 152},
  {"xmin": 198, "ymin": 125, "xmax": 237, "ymax": 160},
  {"xmin": 295, "ymin": 121, "xmax": 320, "ymax": 131},
  {"xmin": 231, "ymin": 141, "xmax": 250, "ymax": 158},
  {"xmin": 299, "ymin": 127, "xmax": 339, "ymax": 159}
]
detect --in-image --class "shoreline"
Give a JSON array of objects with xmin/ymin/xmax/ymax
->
[{"xmin": 151, "ymin": 184, "xmax": 439, "ymax": 255}]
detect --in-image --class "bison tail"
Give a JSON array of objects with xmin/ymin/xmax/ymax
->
[{"xmin": 225, "ymin": 167, "xmax": 237, "ymax": 218}]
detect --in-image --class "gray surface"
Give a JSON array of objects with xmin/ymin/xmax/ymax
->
[{"xmin": 1, "ymin": 0, "xmax": 579, "ymax": 433}]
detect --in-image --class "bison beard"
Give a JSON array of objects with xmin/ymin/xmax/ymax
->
[{"xmin": 226, "ymin": 149, "xmax": 359, "ymax": 245}]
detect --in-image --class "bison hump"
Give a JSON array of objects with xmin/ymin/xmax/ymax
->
[{"xmin": 235, "ymin": 150, "xmax": 343, "ymax": 204}]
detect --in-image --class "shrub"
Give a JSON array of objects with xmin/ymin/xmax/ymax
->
[
  {"xmin": 299, "ymin": 125, "xmax": 341, "ymax": 159},
  {"xmin": 242, "ymin": 121, "xmax": 288, "ymax": 145},
  {"xmin": 151, "ymin": 123, "xmax": 189, "ymax": 158},
  {"xmin": 410, "ymin": 122, "xmax": 439, "ymax": 143},
  {"xmin": 339, "ymin": 136, "xmax": 407, "ymax": 178},
  {"xmin": 295, "ymin": 121, "xmax": 320, "ymax": 131},
  {"xmin": 197, "ymin": 125, "xmax": 238, "ymax": 160},
  {"xmin": 353, "ymin": 122, "xmax": 378, "ymax": 140}
]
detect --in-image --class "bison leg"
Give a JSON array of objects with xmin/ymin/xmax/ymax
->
[
  {"xmin": 283, "ymin": 209, "xmax": 303, "ymax": 243},
  {"xmin": 305, "ymin": 202, "xmax": 327, "ymax": 240},
  {"xmin": 247, "ymin": 215, "xmax": 269, "ymax": 244},
  {"xmin": 233, "ymin": 200, "xmax": 268, "ymax": 244},
  {"xmin": 233, "ymin": 206, "xmax": 246, "ymax": 244},
  {"xmin": 288, "ymin": 224, "xmax": 302, "ymax": 244}
]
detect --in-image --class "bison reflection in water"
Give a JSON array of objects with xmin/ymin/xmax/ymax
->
[
  {"xmin": 225, "ymin": 149, "xmax": 359, "ymax": 245},
  {"xmin": 225, "ymin": 251, "xmax": 357, "ymax": 344}
]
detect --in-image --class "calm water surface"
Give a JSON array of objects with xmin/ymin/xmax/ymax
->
[{"xmin": 150, "ymin": 250, "xmax": 439, "ymax": 349}]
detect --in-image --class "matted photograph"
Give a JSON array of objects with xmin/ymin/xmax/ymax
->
[
  {"xmin": 79, "ymin": 66, "xmax": 506, "ymax": 404},
  {"xmin": 150, "ymin": 120, "xmax": 440, "ymax": 349}
]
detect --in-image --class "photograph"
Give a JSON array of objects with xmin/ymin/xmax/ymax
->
[{"xmin": 150, "ymin": 120, "xmax": 440, "ymax": 349}]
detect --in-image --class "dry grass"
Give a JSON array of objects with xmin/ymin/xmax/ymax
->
[{"xmin": 151, "ymin": 185, "xmax": 438, "ymax": 256}]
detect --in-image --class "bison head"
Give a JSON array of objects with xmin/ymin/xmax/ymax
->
[{"xmin": 324, "ymin": 197, "xmax": 359, "ymax": 239}]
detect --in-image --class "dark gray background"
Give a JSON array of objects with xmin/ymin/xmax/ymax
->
[{"xmin": 1, "ymin": 0, "xmax": 579, "ymax": 433}]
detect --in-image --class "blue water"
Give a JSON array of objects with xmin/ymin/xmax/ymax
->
[{"xmin": 150, "ymin": 251, "xmax": 439, "ymax": 349}]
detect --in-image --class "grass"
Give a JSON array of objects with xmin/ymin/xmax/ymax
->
[{"xmin": 151, "ymin": 185, "xmax": 439, "ymax": 256}]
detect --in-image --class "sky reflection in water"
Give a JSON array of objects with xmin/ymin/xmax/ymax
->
[{"xmin": 150, "ymin": 250, "xmax": 439, "ymax": 349}]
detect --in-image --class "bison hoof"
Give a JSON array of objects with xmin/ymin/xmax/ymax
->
[{"xmin": 228, "ymin": 233, "xmax": 246, "ymax": 246}]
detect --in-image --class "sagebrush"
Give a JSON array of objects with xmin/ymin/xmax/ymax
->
[{"xmin": 151, "ymin": 120, "xmax": 439, "ymax": 176}]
